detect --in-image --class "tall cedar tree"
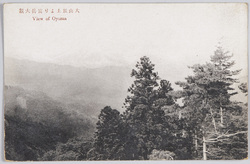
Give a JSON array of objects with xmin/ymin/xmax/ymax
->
[
  {"xmin": 89, "ymin": 106, "xmax": 126, "ymax": 160},
  {"xmin": 176, "ymin": 46, "xmax": 247, "ymax": 160},
  {"xmin": 123, "ymin": 56, "xmax": 175, "ymax": 160}
]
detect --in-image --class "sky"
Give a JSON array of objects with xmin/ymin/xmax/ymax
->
[{"xmin": 4, "ymin": 3, "xmax": 248, "ymax": 90}]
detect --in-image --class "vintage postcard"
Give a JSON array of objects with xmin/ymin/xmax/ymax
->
[{"xmin": 3, "ymin": 3, "xmax": 248, "ymax": 161}]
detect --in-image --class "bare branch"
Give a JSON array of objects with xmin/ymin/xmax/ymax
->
[{"xmin": 206, "ymin": 131, "xmax": 247, "ymax": 142}]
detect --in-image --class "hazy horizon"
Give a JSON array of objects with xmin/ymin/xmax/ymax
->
[
  {"xmin": 4, "ymin": 3, "xmax": 248, "ymax": 109},
  {"xmin": 4, "ymin": 56, "xmax": 248, "ymax": 109}
]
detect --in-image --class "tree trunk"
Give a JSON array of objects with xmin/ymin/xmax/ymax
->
[
  {"xmin": 210, "ymin": 108, "xmax": 217, "ymax": 133},
  {"xmin": 220, "ymin": 106, "xmax": 223, "ymax": 124},
  {"xmin": 178, "ymin": 110, "xmax": 182, "ymax": 120},
  {"xmin": 203, "ymin": 135, "xmax": 207, "ymax": 160},
  {"xmin": 194, "ymin": 134, "xmax": 198, "ymax": 152}
]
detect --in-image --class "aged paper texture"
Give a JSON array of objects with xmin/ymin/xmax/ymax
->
[{"xmin": 4, "ymin": 3, "xmax": 248, "ymax": 161}]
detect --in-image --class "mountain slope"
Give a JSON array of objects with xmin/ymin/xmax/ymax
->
[
  {"xmin": 4, "ymin": 86, "xmax": 96, "ymax": 161},
  {"xmin": 5, "ymin": 57, "xmax": 133, "ymax": 116}
]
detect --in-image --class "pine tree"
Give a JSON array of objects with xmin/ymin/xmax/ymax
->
[
  {"xmin": 209, "ymin": 46, "xmax": 241, "ymax": 125},
  {"xmin": 176, "ymin": 46, "xmax": 247, "ymax": 160}
]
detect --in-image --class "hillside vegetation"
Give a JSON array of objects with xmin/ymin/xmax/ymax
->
[{"xmin": 5, "ymin": 86, "xmax": 95, "ymax": 161}]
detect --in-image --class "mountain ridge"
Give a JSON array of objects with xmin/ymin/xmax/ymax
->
[{"xmin": 5, "ymin": 57, "xmax": 133, "ymax": 115}]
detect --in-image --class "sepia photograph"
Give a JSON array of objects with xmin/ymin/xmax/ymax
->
[{"xmin": 3, "ymin": 3, "xmax": 248, "ymax": 161}]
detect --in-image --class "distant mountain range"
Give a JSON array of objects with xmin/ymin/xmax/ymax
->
[
  {"xmin": 4, "ymin": 57, "xmax": 247, "ymax": 118},
  {"xmin": 5, "ymin": 57, "xmax": 133, "ymax": 117}
]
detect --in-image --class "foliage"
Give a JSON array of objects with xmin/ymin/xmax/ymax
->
[
  {"xmin": 122, "ymin": 56, "xmax": 178, "ymax": 160},
  {"xmin": 176, "ymin": 46, "xmax": 247, "ymax": 160},
  {"xmin": 40, "ymin": 137, "xmax": 92, "ymax": 161},
  {"xmin": 239, "ymin": 83, "xmax": 248, "ymax": 96},
  {"xmin": 148, "ymin": 149, "xmax": 175, "ymax": 160},
  {"xmin": 5, "ymin": 49, "xmax": 248, "ymax": 161},
  {"xmin": 4, "ymin": 86, "xmax": 95, "ymax": 161},
  {"xmin": 124, "ymin": 56, "xmax": 160, "ymax": 110},
  {"xmin": 89, "ymin": 106, "xmax": 126, "ymax": 160}
]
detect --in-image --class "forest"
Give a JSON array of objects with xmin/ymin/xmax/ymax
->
[{"xmin": 5, "ymin": 46, "xmax": 248, "ymax": 160}]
